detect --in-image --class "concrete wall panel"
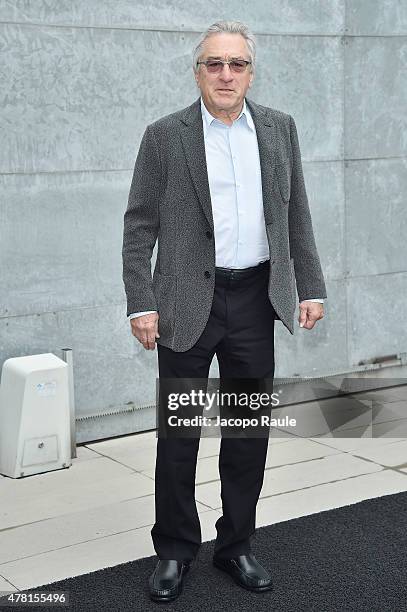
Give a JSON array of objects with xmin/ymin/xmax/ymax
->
[
  {"xmin": 348, "ymin": 273, "xmax": 407, "ymax": 365},
  {"xmin": 344, "ymin": 35, "xmax": 407, "ymax": 159},
  {"xmin": 1, "ymin": 171, "xmax": 128, "ymax": 317},
  {"xmin": 0, "ymin": 24, "xmax": 196, "ymax": 173},
  {"xmin": 346, "ymin": 158, "xmax": 407, "ymax": 277},
  {"xmin": 346, "ymin": 0, "xmax": 407, "ymax": 35},
  {"xmin": 0, "ymin": 1, "xmax": 345, "ymax": 34}
]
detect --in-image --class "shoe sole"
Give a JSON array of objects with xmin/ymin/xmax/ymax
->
[
  {"xmin": 149, "ymin": 592, "xmax": 180, "ymax": 603},
  {"xmin": 212, "ymin": 559, "xmax": 273, "ymax": 593},
  {"xmin": 149, "ymin": 564, "xmax": 190, "ymax": 602}
]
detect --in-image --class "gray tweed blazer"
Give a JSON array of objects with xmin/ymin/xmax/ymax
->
[{"xmin": 122, "ymin": 96, "xmax": 327, "ymax": 352}]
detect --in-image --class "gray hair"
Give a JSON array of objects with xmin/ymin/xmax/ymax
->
[{"xmin": 192, "ymin": 21, "xmax": 256, "ymax": 74}]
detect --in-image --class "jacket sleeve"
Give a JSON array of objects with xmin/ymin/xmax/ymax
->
[
  {"xmin": 288, "ymin": 114, "xmax": 327, "ymax": 302},
  {"xmin": 122, "ymin": 124, "xmax": 161, "ymax": 316}
]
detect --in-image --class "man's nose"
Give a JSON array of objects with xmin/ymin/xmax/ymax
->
[{"xmin": 219, "ymin": 63, "xmax": 234, "ymax": 80}]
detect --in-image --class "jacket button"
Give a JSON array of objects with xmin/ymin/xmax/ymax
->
[
  {"xmin": 206, "ymin": 230, "xmax": 213, "ymax": 239},
  {"xmin": 204, "ymin": 271, "xmax": 211, "ymax": 278}
]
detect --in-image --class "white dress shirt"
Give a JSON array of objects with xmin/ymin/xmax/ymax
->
[{"xmin": 129, "ymin": 97, "xmax": 323, "ymax": 320}]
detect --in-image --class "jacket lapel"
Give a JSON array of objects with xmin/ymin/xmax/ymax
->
[
  {"xmin": 245, "ymin": 97, "xmax": 278, "ymax": 225},
  {"xmin": 179, "ymin": 98, "xmax": 214, "ymax": 230},
  {"xmin": 179, "ymin": 96, "xmax": 278, "ymax": 229}
]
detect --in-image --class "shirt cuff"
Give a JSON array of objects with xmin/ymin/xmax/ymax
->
[
  {"xmin": 300, "ymin": 298, "xmax": 324, "ymax": 304},
  {"xmin": 128, "ymin": 310, "xmax": 157, "ymax": 319}
]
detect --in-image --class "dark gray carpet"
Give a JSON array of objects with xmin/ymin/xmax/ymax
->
[{"xmin": 2, "ymin": 491, "xmax": 407, "ymax": 612}]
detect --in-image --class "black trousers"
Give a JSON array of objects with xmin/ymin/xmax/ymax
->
[{"xmin": 151, "ymin": 260, "xmax": 276, "ymax": 561}]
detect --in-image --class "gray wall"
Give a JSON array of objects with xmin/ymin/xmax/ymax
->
[{"xmin": 1, "ymin": 2, "xmax": 406, "ymax": 437}]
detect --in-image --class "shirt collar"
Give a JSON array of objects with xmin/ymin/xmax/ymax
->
[{"xmin": 200, "ymin": 96, "xmax": 255, "ymax": 133}]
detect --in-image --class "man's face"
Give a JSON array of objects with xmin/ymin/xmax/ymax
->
[{"xmin": 194, "ymin": 33, "xmax": 254, "ymax": 114}]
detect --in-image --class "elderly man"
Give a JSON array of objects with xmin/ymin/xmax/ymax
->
[{"xmin": 122, "ymin": 20, "xmax": 326, "ymax": 603}]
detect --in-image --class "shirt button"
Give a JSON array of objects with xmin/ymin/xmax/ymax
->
[{"xmin": 204, "ymin": 271, "xmax": 211, "ymax": 278}]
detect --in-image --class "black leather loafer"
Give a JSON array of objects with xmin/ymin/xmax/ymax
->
[
  {"xmin": 149, "ymin": 559, "xmax": 191, "ymax": 602},
  {"xmin": 213, "ymin": 553, "xmax": 273, "ymax": 592}
]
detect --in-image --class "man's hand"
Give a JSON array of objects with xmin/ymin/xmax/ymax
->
[
  {"xmin": 130, "ymin": 312, "xmax": 160, "ymax": 350},
  {"xmin": 298, "ymin": 301, "xmax": 324, "ymax": 330}
]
